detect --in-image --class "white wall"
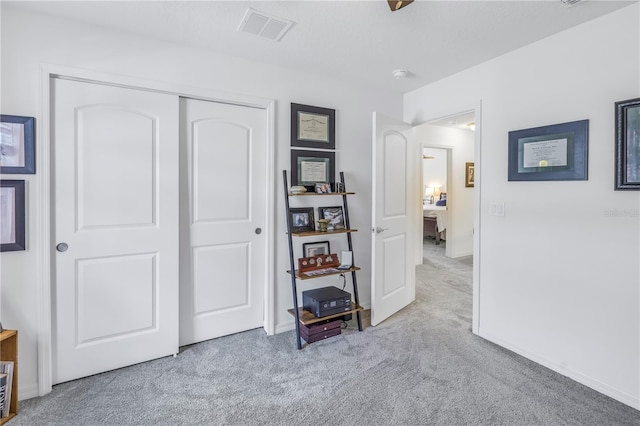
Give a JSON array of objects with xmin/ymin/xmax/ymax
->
[
  {"xmin": 0, "ymin": 6, "xmax": 402, "ymax": 399},
  {"xmin": 420, "ymin": 126, "xmax": 475, "ymax": 258},
  {"xmin": 423, "ymin": 147, "xmax": 447, "ymax": 198},
  {"xmin": 405, "ymin": 4, "xmax": 640, "ymax": 409}
]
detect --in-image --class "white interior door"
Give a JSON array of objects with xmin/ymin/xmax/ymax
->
[
  {"xmin": 371, "ymin": 112, "xmax": 418, "ymax": 326},
  {"xmin": 179, "ymin": 97, "xmax": 266, "ymax": 346},
  {"xmin": 52, "ymin": 78, "xmax": 179, "ymax": 384}
]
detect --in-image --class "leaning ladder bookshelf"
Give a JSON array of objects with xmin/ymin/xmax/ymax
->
[{"xmin": 283, "ymin": 170, "xmax": 364, "ymax": 349}]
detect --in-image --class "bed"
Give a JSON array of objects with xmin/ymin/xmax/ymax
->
[{"xmin": 423, "ymin": 204, "xmax": 447, "ymax": 244}]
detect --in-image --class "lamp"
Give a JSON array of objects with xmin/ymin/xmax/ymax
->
[{"xmin": 424, "ymin": 187, "xmax": 434, "ymax": 204}]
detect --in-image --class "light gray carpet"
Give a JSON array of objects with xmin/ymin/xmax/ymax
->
[{"xmin": 15, "ymin": 241, "xmax": 640, "ymax": 425}]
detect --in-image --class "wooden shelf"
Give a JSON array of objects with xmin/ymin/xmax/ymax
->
[
  {"xmin": 287, "ymin": 266, "xmax": 361, "ymax": 280},
  {"xmin": 0, "ymin": 330, "xmax": 18, "ymax": 424},
  {"xmin": 291, "ymin": 228, "xmax": 357, "ymax": 237},
  {"xmin": 288, "ymin": 192, "xmax": 355, "ymax": 196},
  {"xmin": 288, "ymin": 303, "xmax": 364, "ymax": 326}
]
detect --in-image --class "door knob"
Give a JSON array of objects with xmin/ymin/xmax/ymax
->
[
  {"xmin": 56, "ymin": 242, "xmax": 69, "ymax": 252},
  {"xmin": 255, "ymin": 228, "xmax": 262, "ymax": 235},
  {"xmin": 375, "ymin": 226, "xmax": 389, "ymax": 234}
]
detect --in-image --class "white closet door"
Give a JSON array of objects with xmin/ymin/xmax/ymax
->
[
  {"xmin": 179, "ymin": 97, "xmax": 266, "ymax": 346},
  {"xmin": 52, "ymin": 78, "xmax": 179, "ymax": 384}
]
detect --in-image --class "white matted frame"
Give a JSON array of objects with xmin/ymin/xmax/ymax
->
[{"xmin": 37, "ymin": 64, "xmax": 276, "ymax": 396}]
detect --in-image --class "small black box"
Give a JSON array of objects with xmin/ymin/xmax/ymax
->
[{"xmin": 302, "ymin": 286, "xmax": 351, "ymax": 318}]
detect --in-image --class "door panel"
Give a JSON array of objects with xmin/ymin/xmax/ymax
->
[
  {"xmin": 53, "ymin": 78, "xmax": 179, "ymax": 384},
  {"xmin": 179, "ymin": 98, "xmax": 266, "ymax": 346},
  {"xmin": 371, "ymin": 112, "xmax": 417, "ymax": 326}
]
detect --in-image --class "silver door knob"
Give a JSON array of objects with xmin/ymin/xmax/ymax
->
[
  {"xmin": 255, "ymin": 228, "xmax": 262, "ymax": 235},
  {"xmin": 375, "ymin": 226, "xmax": 389, "ymax": 234},
  {"xmin": 56, "ymin": 243, "xmax": 69, "ymax": 252}
]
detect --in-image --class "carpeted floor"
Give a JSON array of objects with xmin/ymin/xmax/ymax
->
[{"xmin": 14, "ymin": 240, "xmax": 640, "ymax": 425}]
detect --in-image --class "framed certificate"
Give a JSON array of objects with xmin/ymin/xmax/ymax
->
[
  {"xmin": 615, "ymin": 97, "xmax": 640, "ymax": 190},
  {"xmin": 291, "ymin": 150, "xmax": 335, "ymax": 190},
  {"xmin": 291, "ymin": 103, "xmax": 335, "ymax": 150},
  {"xmin": 508, "ymin": 119, "xmax": 588, "ymax": 181}
]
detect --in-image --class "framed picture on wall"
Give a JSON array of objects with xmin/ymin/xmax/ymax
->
[
  {"xmin": 465, "ymin": 162, "xmax": 475, "ymax": 187},
  {"xmin": 1, "ymin": 115, "xmax": 35, "ymax": 174},
  {"xmin": 291, "ymin": 103, "xmax": 335, "ymax": 150},
  {"xmin": 1, "ymin": 180, "xmax": 26, "ymax": 252},
  {"xmin": 508, "ymin": 119, "xmax": 588, "ymax": 181},
  {"xmin": 291, "ymin": 149, "xmax": 335, "ymax": 190},
  {"xmin": 615, "ymin": 97, "xmax": 640, "ymax": 190}
]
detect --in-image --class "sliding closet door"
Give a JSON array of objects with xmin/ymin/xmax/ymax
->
[
  {"xmin": 52, "ymin": 78, "xmax": 179, "ymax": 384},
  {"xmin": 179, "ymin": 97, "xmax": 266, "ymax": 346}
]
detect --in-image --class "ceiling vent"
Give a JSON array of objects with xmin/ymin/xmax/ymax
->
[
  {"xmin": 560, "ymin": 0, "xmax": 584, "ymax": 6},
  {"xmin": 238, "ymin": 8, "xmax": 294, "ymax": 42}
]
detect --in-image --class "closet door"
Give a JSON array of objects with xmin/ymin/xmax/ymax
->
[
  {"xmin": 52, "ymin": 78, "xmax": 179, "ymax": 384},
  {"xmin": 179, "ymin": 97, "xmax": 266, "ymax": 345}
]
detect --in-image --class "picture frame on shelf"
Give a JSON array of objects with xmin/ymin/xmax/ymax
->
[
  {"xmin": 465, "ymin": 162, "xmax": 475, "ymax": 187},
  {"xmin": 508, "ymin": 119, "xmax": 588, "ymax": 181},
  {"xmin": 315, "ymin": 183, "xmax": 332, "ymax": 194},
  {"xmin": 291, "ymin": 149, "xmax": 335, "ymax": 190},
  {"xmin": 615, "ymin": 97, "xmax": 640, "ymax": 190},
  {"xmin": 291, "ymin": 103, "xmax": 335, "ymax": 150},
  {"xmin": 289, "ymin": 207, "xmax": 315, "ymax": 233},
  {"xmin": 0, "ymin": 115, "xmax": 35, "ymax": 174},
  {"xmin": 1, "ymin": 180, "xmax": 26, "ymax": 252},
  {"xmin": 319, "ymin": 206, "xmax": 345, "ymax": 230},
  {"xmin": 302, "ymin": 241, "xmax": 331, "ymax": 257}
]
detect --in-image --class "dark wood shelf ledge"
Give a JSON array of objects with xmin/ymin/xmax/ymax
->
[{"xmin": 288, "ymin": 303, "xmax": 364, "ymax": 326}]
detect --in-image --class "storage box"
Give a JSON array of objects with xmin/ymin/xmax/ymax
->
[{"xmin": 299, "ymin": 319, "xmax": 341, "ymax": 343}]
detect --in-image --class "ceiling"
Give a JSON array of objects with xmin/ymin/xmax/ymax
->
[{"xmin": 6, "ymin": 1, "xmax": 635, "ymax": 94}]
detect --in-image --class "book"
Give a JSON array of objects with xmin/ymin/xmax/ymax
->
[
  {"xmin": 0, "ymin": 373, "xmax": 6, "ymax": 418},
  {"xmin": 0, "ymin": 362, "xmax": 13, "ymax": 417}
]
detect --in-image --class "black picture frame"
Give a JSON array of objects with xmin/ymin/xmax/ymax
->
[
  {"xmin": 615, "ymin": 97, "xmax": 640, "ymax": 190},
  {"xmin": 302, "ymin": 241, "xmax": 331, "ymax": 257},
  {"xmin": 291, "ymin": 103, "xmax": 335, "ymax": 150},
  {"xmin": 1, "ymin": 180, "xmax": 26, "ymax": 252},
  {"xmin": 508, "ymin": 119, "xmax": 588, "ymax": 181},
  {"xmin": 291, "ymin": 149, "xmax": 335, "ymax": 190},
  {"xmin": 289, "ymin": 207, "xmax": 315, "ymax": 233},
  {"xmin": 0, "ymin": 115, "xmax": 36, "ymax": 174},
  {"xmin": 319, "ymin": 206, "xmax": 345, "ymax": 230}
]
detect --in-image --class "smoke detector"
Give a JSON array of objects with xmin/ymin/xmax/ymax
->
[
  {"xmin": 238, "ymin": 8, "xmax": 295, "ymax": 41},
  {"xmin": 392, "ymin": 69, "xmax": 408, "ymax": 79}
]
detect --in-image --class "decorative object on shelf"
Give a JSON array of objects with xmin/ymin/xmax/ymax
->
[
  {"xmin": 303, "ymin": 241, "xmax": 330, "ymax": 257},
  {"xmin": 0, "ymin": 115, "xmax": 35, "ymax": 174},
  {"xmin": 288, "ymin": 207, "xmax": 315, "ymax": 233},
  {"xmin": 508, "ymin": 119, "xmax": 588, "ymax": 181},
  {"xmin": 319, "ymin": 206, "xmax": 345, "ymax": 230},
  {"xmin": 291, "ymin": 149, "xmax": 335, "ymax": 190},
  {"xmin": 317, "ymin": 219, "xmax": 329, "ymax": 232},
  {"xmin": 335, "ymin": 182, "xmax": 345, "ymax": 193},
  {"xmin": 465, "ymin": 162, "xmax": 475, "ymax": 187},
  {"xmin": 290, "ymin": 185, "xmax": 307, "ymax": 195},
  {"xmin": 0, "ymin": 180, "xmax": 26, "ymax": 252},
  {"xmin": 315, "ymin": 182, "xmax": 331, "ymax": 194},
  {"xmin": 291, "ymin": 103, "xmax": 335, "ymax": 150},
  {"xmin": 615, "ymin": 97, "xmax": 640, "ymax": 190},
  {"xmin": 298, "ymin": 253, "xmax": 340, "ymax": 274}
]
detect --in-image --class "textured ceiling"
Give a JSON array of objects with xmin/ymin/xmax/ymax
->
[{"xmin": 6, "ymin": 0, "xmax": 635, "ymax": 94}]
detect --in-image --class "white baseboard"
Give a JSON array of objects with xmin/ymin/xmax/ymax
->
[
  {"xmin": 19, "ymin": 383, "xmax": 40, "ymax": 401},
  {"xmin": 479, "ymin": 329, "xmax": 640, "ymax": 411}
]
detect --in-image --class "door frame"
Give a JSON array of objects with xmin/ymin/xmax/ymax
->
[{"xmin": 36, "ymin": 64, "xmax": 276, "ymax": 395}]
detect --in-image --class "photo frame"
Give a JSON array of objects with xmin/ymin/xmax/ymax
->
[
  {"xmin": 615, "ymin": 97, "xmax": 640, "ymax": 190},
  {"xmin": 1, "ymin": 115, "xmax": 35, "ymax": 174},
  {"xmin": 291, "ymin": 149, "xmax": 335, "ymax": 190},
  {"xmin": 302, "ymin": 241, "xmax": 331, "ymax": 257},
  {"xmin": 465, "ymin": 162, "xmax": 475, "ymax": 187},
  {"xmin": 291, "ymin": 103, "xmax": 335, "ymax": 150},
  {"xmin": 508, "ymin": 119, "xmax": 588, "ymax": 181},
  {"xmin": 319, "ymin": 206, "xmax": 345, "ymax": 230},
  {"xmin": 288, "ymin": 207, "xmax": 315, "ymax": 233},
  {"xmin": 1, "ymin": 180, "xmax": 26, "ymax": 252}
]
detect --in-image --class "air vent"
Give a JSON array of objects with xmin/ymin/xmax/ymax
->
[
  {"xmin": 238, "ymin": 8, "xmax": 294, "ymax": 42},
  {"xmin": 561, "ymin": 0, "xmax": 584, "ymax": 6}
]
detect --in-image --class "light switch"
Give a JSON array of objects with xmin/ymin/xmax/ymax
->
[{"xmin": 490, "ymin": 203, "xmax": 505, "ymax": 216}]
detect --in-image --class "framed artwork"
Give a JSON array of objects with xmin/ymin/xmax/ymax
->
[
  {"xmin": 302, "ymin": 241, "xmax": 331, "ymax": 257},
  {"xmin": 508, "ymin": 119, "xmax": 588, "ymax": 181},
  {"xmin": 288, "ymin": 207, "xmax": 315, "ymax": 233},
  {"xmin": 465, "ymin": 162, "xmax": 475, "ymax": 187},
  {"xmin": 615, "ymin": 97, "xmax": 640, "ymax": 190},
  {"xmin": 291, "ymin": 149, "xmax": 335, "ymax": 190},
  {"xmin": 1, "ymin": 180, "xmax": 26, "ymax": 252},
  {"xmin": 319, "ymin": 206, "xmax": 345, "ymax": 230},
  {"xmin": 0, "ymin": 115, "xmax": 35, "ymax": 174},
  {"xmin": 291, "ymin": 103, "xmax": 335, "ymax": 150}
]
